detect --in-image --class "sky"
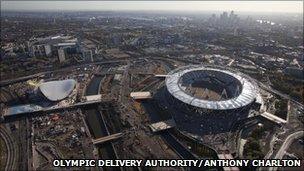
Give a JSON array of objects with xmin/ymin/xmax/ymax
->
[{"xmin": 1, "ymin": 1, "xmax": 303, "ymax": 14}]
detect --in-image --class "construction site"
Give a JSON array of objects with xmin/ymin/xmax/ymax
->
[{"xmin": 0, "ymin": 57, "xmax": 302, "ymax": 171}]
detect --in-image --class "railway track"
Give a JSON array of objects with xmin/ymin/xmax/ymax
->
[
  {"xmin": 17, "ymin": 118, "xmax": 29, "ymax": 170},
  {"xmin": 0, "ymin": 126, "xmax": 16, "ymax": 171}
]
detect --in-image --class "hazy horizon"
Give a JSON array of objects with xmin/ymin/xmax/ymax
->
[{"xmin": 1, "ymin": 1, "xmax": 303, "ymax": 14}]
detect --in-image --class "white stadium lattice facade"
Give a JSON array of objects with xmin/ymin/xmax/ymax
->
[{"xmin": 163, "ymin": 65, "xmax": 260, "ymax": 135}]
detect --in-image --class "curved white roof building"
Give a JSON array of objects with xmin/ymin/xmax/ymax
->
[{"xmin": 39, "ymin": 79, "xmax": 76, "ymax": 101}]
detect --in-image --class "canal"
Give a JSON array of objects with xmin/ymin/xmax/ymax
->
[
  {"xmin": 142, "ymin": 99, "xmax": 197, "ymax": 160},
  {"xmin": 83, "ymin": 76, "xmax": 117, "ymax": 160}
]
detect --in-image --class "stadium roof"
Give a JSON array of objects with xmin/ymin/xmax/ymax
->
[
  {"xmin": 39, "ymin": 79, "xmax": 76, "ymax": 101},
  {"xmin": 166, "ymin": 65, "xmax": 258, "ymax": 110}
]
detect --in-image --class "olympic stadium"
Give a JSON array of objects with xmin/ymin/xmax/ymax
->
[{"xmin": 156, "ymin": 65, "xmax": 260, "ymax": 135}]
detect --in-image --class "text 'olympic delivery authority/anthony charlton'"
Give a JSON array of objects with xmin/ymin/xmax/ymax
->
[{"xmin": 53, "ymin": 159, "xmax": 301, "ymax": 168}]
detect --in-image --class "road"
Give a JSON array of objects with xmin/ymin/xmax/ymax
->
[
  {"xmin": 269, "ymin": 131, "xmax": 304, "ymax": 171},
  {"xmin": 0, "ymin": 60, "xmax": 125, "ymax": 87},
  {"xmin": 119, "ymin": 61, "xmax": 130, "ymax": 103},
  {"xmin": 257, "ymin": 81, "xmax": 303, "ymax": 108},
  {"xmin": 263, "ymin": 134, "xmax": 278, "ymax": 160}
]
